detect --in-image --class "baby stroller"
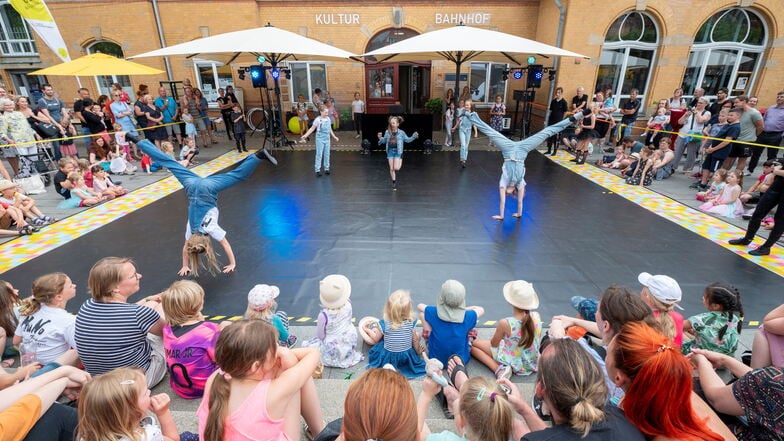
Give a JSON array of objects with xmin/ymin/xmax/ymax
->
[{"xmin": 17, "ymin": 141, "xmax": 57, "ymax": 186}]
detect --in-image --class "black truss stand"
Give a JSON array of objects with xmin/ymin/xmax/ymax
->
[
  {"xmin": 518, "ymin": 89, "xmax": 535, "ymax": 139},
  {"xmin": 267, "ymin": 61, "xmax": 295, "ymax": 150}
]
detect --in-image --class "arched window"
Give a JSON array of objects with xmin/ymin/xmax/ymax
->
[
  {"xmin": 87, "ymin": 41, "xmax": 132, "ymax": 99},
  {"xmin": 0, "ymin": 1, "xmax": 37, "ymax": 56},
  {"xmin": 681, "ymin": 8, "xmax": 767, "ymax": 98},
  {"xmin": 595, "ymin": 11, "xmax": 659, "ymax": 103}
]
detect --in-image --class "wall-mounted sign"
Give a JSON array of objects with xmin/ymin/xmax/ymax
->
[
  {"xmin": 315, "ymin": 13, "xmax": 360, "ymax": 25},
  {"xmin": 435, "ymin": 13, "xmax": 491, "ymax": 25}
]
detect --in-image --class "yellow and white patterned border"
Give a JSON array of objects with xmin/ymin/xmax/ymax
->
[
  {"xmin": 0, "ymin": 151, "xmax": 251, "ymax": 273},
  {"xmin": 549, "ymin": 152, "xmax": 784, "ymax": 278}
]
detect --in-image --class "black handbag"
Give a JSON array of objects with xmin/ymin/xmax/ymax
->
[{"xmin": 32, "ymin": 121, "xmax": 59, "ymax": 139}]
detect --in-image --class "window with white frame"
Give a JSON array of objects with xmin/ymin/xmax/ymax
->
[
  {"xmin": 681, "ymin": 8, "xmax": 766, "ymax": 99},
  {"xmin": 595, "ymin": 12, "xmax": 658, "ymax": 108},
  {"xmin": 289, "ymin": 62, "xmax": 326, "ymax": 105},
  {"xmin": 193, "ymin": 59, "xmax": 234, "ymax": 108},
  {"xmin": 0, "ymin": 2, "xmax": 37, "ymax": 56},
  {"xmin": 469, "ymin": 62, "xmax": 507, "ymax": 104},
  {"xmin": 87, "ymin": 41, "xmax": 132, "ymax": 99}
]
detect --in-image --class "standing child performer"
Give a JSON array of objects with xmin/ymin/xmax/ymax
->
[
  {"xmin": 301, "ymin": 274, "xmax": 363, "ymax": 368},
  {"xmin": 197, "ymin": 320, "xmax": 325, "ymax": 441},
  {"xmin": 444, "ymin": 101, "xmax": 455, "ymax": 147},
  {"xmin": 77, "ymin": 367, "xmax": 180, "ymax": 441},
  {"xmin": 470, "ymin": 280, "xmax": 542, "ymax": 379},
  {"xmin": 453, "ymin": 99, "xmax": 477, "ymax": 167},
  {"xmin": 359, "ymin": 289, "xmax": 426, "ymax": 378},
  {"xmin": 161, "ymin": 280, "xmax": 221, "ymax": 400},
  {"xmin": 231, "ymin": 105, "xmax": 247, "ymax": 153},
  {"xmin": 682, "ymin": 282, "xmax": 744, "ymax": 355},
  {"xmin": 378, "ymin": 115, "xmax": 418, "ymax": 189},
  {"xmin": 352, "ymin": 92, "xmax": 365, "ymax": 139},
  {"xmin": 295, "ymin": 94, "xmax": 309, "ymax": 143},
  {"xmin": 302, "ymin": 106, "xmax": 339, "ymax": 177},
  {"xmin": 124, "ymin": 133, "xmax": 277, "ymax": 276},
  {"xmin": 244, "ymin": 283, "xmax": 297, "ymax": 347},
  {"xmin": 466, "ymin": 111, "xmax": 585, "ymax": 220}
]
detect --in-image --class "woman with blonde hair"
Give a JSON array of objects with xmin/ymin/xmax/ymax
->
[
  {"xmin": 607, "ymin": 322, "xmax": 733, "ymax": 440},
  {"xmin": 508, "ymin": 338, "xmax": 645, "ymax": 440},
  {"xmin": 13, "ymin": 272, "xmax": 80, "ymax": 366}
]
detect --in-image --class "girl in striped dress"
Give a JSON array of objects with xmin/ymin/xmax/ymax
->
[{"xmin": 361, "ymin": 289, "xmax": 426, "ymax": 378}]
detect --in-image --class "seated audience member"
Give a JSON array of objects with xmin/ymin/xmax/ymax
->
[
  {"xmin": 512, "ymin": 338, "xmax": 645, "ymax": 440},
  {"xmin": 751, "ymin": 303, "xmax": 784, "ymax": 368},
  {"xmin": 690, "ymin": 348, "xmax": 783, "ymax": 440},
  {"xmin": 740, "ymin": 160, "xmax": 774, "ymax": 204},
  {"xmin": 637, "ymin": 272, "xmax": 684, "ymax": 347},
  {"xmin": 418, "ymin": 279, "xmax": 485, "ymax": 366},
  {"xmin": 418, "ymin": 356, "xmax": 521, "ymax": 441},
  {"xmin": 74, "ymin": 257, "xmax": 167, "ymax": 387},
  {"xmin": 57, "ymin": 171, "xmax": 105, "ymax": 209},
  {"xmin": 0, "ymin": 365, "xmax": 89, "ymax": 441},
  {"xmin": 1, "ymin": 279, "xmax": 21, "ymax": 367},
  {"xmin": 681, "ymin": 282, "xmax": 743, "ymax": 356},
  {"xmin": 608, "ymin": 322, "xmax": 734, "ymax": 440},
  {"xmin": 315, "ymin": 368, "xmax": 418, "ymax": 441},
  {"xmin": 596, "ymin": 145, "xmax": 627, "ymax": 169},
  {"xmin": 52, "ymin": 158, "xmax": 76, "ymax": 200},
  {"xmin": 651, "ymin": 138, "xmax": 674, "ymax": 180},
  {"xmin": 0, "ymin": 180, "xmax": 54, "ymax": 226},
  {"xmin": 618, "ymin": 152, "xmax": 640, "ymax": 178},
  {"xmin": 90, "ymin": 165, "xmax": 127, "ymax": 199},
  {"xmin": 0, "ymin": 198, "xmax": 36, "ymax": 236},
  {"xmin": 620, "ymin": 136, "xmax": 645, "ymax": 154}
]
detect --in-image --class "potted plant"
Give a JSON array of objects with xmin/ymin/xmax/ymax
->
[
  {"xmin": 425, "ymin": 97, "xmax": 444, "ymax": 130},
  {"xmin": 339, "ymin": 107, "xmax": 353, "ymax": 131}
]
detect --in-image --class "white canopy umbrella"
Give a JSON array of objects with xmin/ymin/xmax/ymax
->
[
  {"xmin": 128, "ymin": 23, "xmax": 357, "ymax": 64},
  {"xmin": 362, "ymin": 23, "xmax": 590, "ymax": 101}
]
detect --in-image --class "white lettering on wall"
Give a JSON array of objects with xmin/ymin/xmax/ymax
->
[
  {"xmin": 315, "ymin": 13, "xmax": 360, "ymax": 25},
  {"xmin": 435, "ymin": 13, "xmax": 491, "ymax": 25}
]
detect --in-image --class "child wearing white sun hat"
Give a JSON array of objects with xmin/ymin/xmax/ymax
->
[
  {"xmin": 244, "ymin": 283, "xmax": 297, "ymax": 347},
  {"xmin": 301, "ymin": 274, "xmax": 363, "ymax": 368}
]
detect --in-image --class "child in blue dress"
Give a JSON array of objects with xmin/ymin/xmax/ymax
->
[
  {"xmin": 377, "ymin": 115, "xmax": 418, "ymax": 189},
  {"xmin": 301, "ymin": 106, "xmax": 339, "ymax": 177},
  {"xmin": 360, "ymin": 289, "xmax": 426, "ymax": 378}
]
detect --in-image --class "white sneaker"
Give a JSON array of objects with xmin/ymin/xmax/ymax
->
[
  {"xmin": 354, "ymin": 134, "xmax": 361, "ymax": 139},
  {"xmin": 743, "ymin": 171, "xmax": 752, "ymax": 176}
]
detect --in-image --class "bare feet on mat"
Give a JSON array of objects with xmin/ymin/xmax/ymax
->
[
  {"xmin": 512, "ymin": 213, "xmax": 522, "ymax": 219},
  {"xmin": 492, "ymin": 215, "xmax": 504, "ymax": 220}
]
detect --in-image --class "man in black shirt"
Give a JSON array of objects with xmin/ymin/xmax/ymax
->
[
  {"xmin": 688, "ymin": 87, "xmax": 705, "ymax": 108},
  {"xmin": 73, "ymin": 88, "xmax": 91, "ymax": 151},
  {"xmin": 729, "ymin": 160, "xmax": 784, "ymax": 256},
  {"xmin": 707, "ymin": 88, "xmax": 729, "ymax": 125},
  {"xmin": 217, "ymin": 88, "xmax": 238, "ymax": 140},
  {"xmin": 619, "ymin": 88, "xmax": 641, "ymax": 139},
  {"xmin": 571, "ymin": 87, "xmax": 588, "ymax": 113}
]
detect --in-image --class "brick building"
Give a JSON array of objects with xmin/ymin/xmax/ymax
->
[{"xmin": 0, "ymin": 0, "xmax": 782, "ymax": 128}]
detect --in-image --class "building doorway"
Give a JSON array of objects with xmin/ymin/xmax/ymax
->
[{"xmin": 365, "ymin": 28, "xmax": 430, "ymax": 114}]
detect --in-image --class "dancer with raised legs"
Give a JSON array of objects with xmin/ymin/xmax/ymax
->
[{"xmin": 467, "ymin": 111, "xmax": 584, "ymax": 220}]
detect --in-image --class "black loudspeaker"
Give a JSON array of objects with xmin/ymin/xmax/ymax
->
[
  {"xmin": 513, "ymin": 90, "xmax": 525, "ymax": 101},
  {"xmin": 250, "ymin": 65, "xmax": 267, "ymax": 88},
  {"xmin": 527, "ymin": 65, "xmax": 543, "ymax": 89}
]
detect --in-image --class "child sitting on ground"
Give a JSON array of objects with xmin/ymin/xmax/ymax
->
[
  {"xmin": 696, "ymin": 169, "xmax": 727, "ymax": 202},
  {"xmin": 57, "ymin": 171, "xmax": 105, "ymax": 209},
  {"xmin": 625, "ymin": 147, "xmax": 654, "ymax": 186},
  {"xmin": 161, "ymin": 280, "xmax": 221, "ymax": 399},
  {"xmin": 180, "ymin": 137, "xmax": 199, "ymax": 166},
  {"xmin": 699, "ymin": 170, "xmax": 744, "ymax": 218},
  {"xmin": 0, "ymin": 180, "xmax": 55, "ymax": 226},
  {"xmin": 76, "ymin": 158, "xmax": 93, "ymax": 188},
  {"xmin": 244, "ymin": 283, "xmax": 297, "ymax": 347},
  {"xmin": 471, "ymin": 280, "xmax": 542, "ymax": 379},
  {"xmin": 90, "ymin": 164, "xmax": 127, "ymax": 199},
  {"xmin": 360, "ymin": 289, "xmax": 426, "ymax": 378},
  {"xmin": 301, "ymin": 274, "xmax": 363, "ymax": 368},
  {"xmin": 682, "ymin": 282, "xmax": 744, "ymax": 355},
  {"xmin": 596, "ymin": 144, "xmax": 627, "ymax": 169}
]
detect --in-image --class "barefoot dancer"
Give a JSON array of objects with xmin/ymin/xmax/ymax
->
[
  {"xmin": 467, "ymin": 111, "xmax": 584, "ymax": 220},
  {"xmin": 125, "ymin": 133, "xmax": 277, "ymax": 276}
]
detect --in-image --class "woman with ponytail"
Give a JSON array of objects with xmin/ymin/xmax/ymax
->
[
  {"xmin": 682, "ymin": 282, "xmax": 744, "ymax": 355},
  {"xmin": 197, "ymin": 320, "xmax": 323, "ymax": 441},
  {"xmin": 13, "ymin": 272, "xmax": 79, "ymax": 366},
  {"xmin": 607, "ymin": 322, "xmax": 734, "ymax": 440}
]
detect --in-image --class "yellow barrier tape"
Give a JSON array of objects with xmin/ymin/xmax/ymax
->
[{"xmin": 0, "ymin": 121, "xmax": 181, "ymax": 149}]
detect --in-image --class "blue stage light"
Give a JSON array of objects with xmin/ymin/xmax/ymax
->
[{"xmin": 513, "ymin": 70, "xmax": 523, "ymax": 80}]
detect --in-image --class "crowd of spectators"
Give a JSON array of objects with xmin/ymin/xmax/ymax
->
[{"xmin": 1, "ymin": 262, "xmax": 782, "ymax": 440}]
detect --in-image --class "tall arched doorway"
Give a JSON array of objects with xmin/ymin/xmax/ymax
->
[{"xmin": 365, "ymin": 28, "xmax": 430, "ymax": 114}]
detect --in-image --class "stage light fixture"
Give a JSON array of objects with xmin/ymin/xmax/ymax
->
[
  {"xmin": 257, "ymin": 55, "xmax": 266, "ymax": 63},
  {"xmin": 527, "ymin": 64, "xmax": 543, "ymax": 88},
  {"xmin": 527, "ymin": 56, "xmax": 536, "ymax": 64},
  {"xmin": 271, "ymin": 68, "xmax": 280, "ymax": 80},
  {"xmin": 250, "ymin": 65, "xmax": 266, "ymax": 88},
  {"xmin": 502, "ymin": 69, "xmax": 510, "ymax": 81},
  {"xmin": 238, "ymin": 69, "xmax": 246, "ymax": 80},
  {"xmin": 548, "ymin": 70, "xmax": 557, "ymax": 82},
  {"xmin": 513, "ymin": 70, "xmax": 523, "ymax": 80}
]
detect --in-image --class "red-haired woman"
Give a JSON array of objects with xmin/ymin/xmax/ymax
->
[{"xmin": 607, "ymin": 322, "xmax": 734, "ymax": 440}]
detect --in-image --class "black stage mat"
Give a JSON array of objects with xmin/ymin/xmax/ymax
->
[{"xmin": 4, "ymin": 150, "xmax": 780, "ymax": 322}]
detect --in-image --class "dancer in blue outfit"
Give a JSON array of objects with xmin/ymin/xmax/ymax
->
[
  {"xmin": 378, "ymin": 115, "xmax": 418, "ymax": 189},
  {"xmin": 125, "ymin": 133, "xmax": 277, "ymax": 276},
  {"xmin": 452, "ymin": 99, "xmax": 476, "ymax": 168},
  {"xmin": 467, "ymin": 110, "xmax": 584, "ymax": 220}
]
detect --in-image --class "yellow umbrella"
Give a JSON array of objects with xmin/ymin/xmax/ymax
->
[{"xmin": 29, "ymin": 53, "xmax": 164, "ymax": 76}]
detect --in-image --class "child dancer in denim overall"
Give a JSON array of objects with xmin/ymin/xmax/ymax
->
[
  {"xmin": 125, "ymin": 133, "xmax": 276, "ymax": 276},
  {"xmin": 378, "ymin": 115, "xmax": 418, "ymax": 189},
  {"xmin": 302, "ymin": 107, "xmax": 339, "ymax": 176},
  {"xmin": 467, "ymin": 110, "xmax": 584, "ymax": 220},
  {"xmin": 453, "ymin": 99, "xmax": 476, "ymax": 168}
]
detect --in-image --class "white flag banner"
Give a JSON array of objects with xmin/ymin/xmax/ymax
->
[{"xmin": 9, "ymin": 0, "xmax": 70, "ymax": 62}]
